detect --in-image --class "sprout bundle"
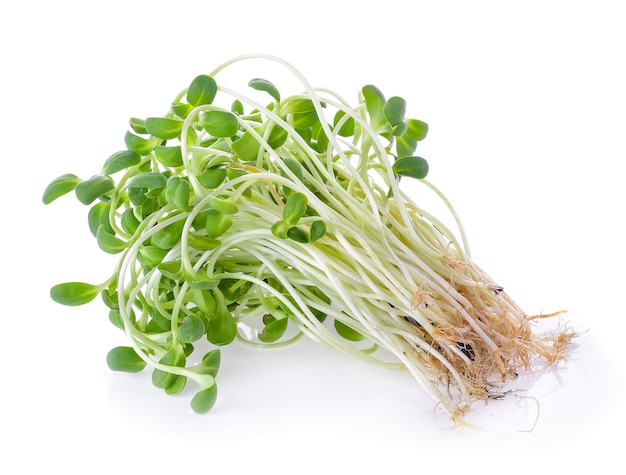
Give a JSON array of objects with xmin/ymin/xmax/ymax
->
[{"xmin": 43, "ymin": 54, "xmax": 574, "ymax": 422}]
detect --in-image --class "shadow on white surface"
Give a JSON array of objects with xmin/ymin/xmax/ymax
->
[{"xmin": 102, "ymin": 317, "xmax": 617, "ymax": 461}]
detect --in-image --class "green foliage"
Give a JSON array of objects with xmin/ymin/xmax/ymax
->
[
  {"xmin": 309, "ymin": 220, "xmax": 326, "ymax": 242},
  {"xmin": 165, "ymin": 176, "xmax": 191, "ymax": 211},
  {"xmin": 88, "ymin": 201, "xmax": 113, "ymax": 237},
  {"xmin": 199, "ymin": 110, "xmax": 239, "ymax": 137},
  {"xmin": 392, "ymin": 156, "xmax": 429, "ymax": 179},
  {"xmin": 191, "ymin": 384, "xmax": 218, "ymax": 414},
  {"xmin": 152, "ymin": 344, "xmax": 186, "ymax": 390},
  {"xmin": 44, "ymin": 55, "xmax": 438, "ymax": 416},
  {"xmin": 334, "ymin": 319, "xmax": 365, "ymax": 341},
  {"xmin": 50, "ymin": 282, "xmax": 102, "ymax": 306},
  {"xmin": 283, "ymin": 192, "xmax": 308, "ymax": 225},
  {"xmin": 75, "ymin": 175, "xmax": 114, "ymax": 205},
  {"xmin": 154, "ymin": 146, "xmax": 184, "ymax": 167},
  {"xmin": 102, "ymin": 150, "xmax": 141, "ymax": 175},
  {"xmin": 42, "ymin": 174, "xmax": 81, "ymax": 204},
  {"xmin": 96, "ymin": 225, "xmax": 127, "ymax": 254},
  {"xmin": 248, "ymin": 78, "xmax": 281, "ymax": 102},
  {"xmin": 129, "ymin": 172, "xmax": 168, "ymax": 189},
  {"xmin": 177, "ymin": 314, "xmax": 206, "ymax": 343},
  {"xmin": 258, "ymin": 317, "xmax": 289, "ymax": 343},
  {"xmin": 124, "ymin": 131, "xmax": 158, "ymax": 155},
  {"xmin": 204, "ymin": 209, "xmax": 232, "ymax": 238},
  {"xmin": 151, "ymin": 219, "xmax": 185, "ymax": 250},
  {"xmin": 106, "ymin": 346, "xmax": 147, "ymax": 373},
  {"xmin": 362, "ymin": 85, "xmax": 389, "ymax": 135},
  {"xmin": 192, "ymin": 349, "xmax": 221, "ymax": 377},
  {"xmin": 187, "ymin": 75, "xmax": 217, "ymax": 106},
  {"xmin": 206, "ymin": 290, "xmax": 237, "ymax": 346}
]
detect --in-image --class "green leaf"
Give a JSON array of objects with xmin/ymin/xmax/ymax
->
[
  {"xmin": 258, "ymin": 317, "xmax": 289, "ymax": 343},
  {"xmin": 158, "ymin": 261, "xmax": 183, "ymax": 280},
  {"xmin": 183, "ymin": 343, "xmax": 195, "ymax": 357},
  {"xmin": 218, "ymin": 278, "xmax": 245, "ymax": 301},
  {"xmin": 198, "ymin": 167, "xmax": 227, "ymax": 189},
  {"xmin": 94, "ymin": 226, "xmax": 126, "ymax": 254},
  {"xmin": 102, "ymin": 282, "xmax": 119, "ymax": 310},
  {"xmin": 204, "ymin": 209, "xmax": 233, "ymax": 238},
  {"xmin": 129, "ymin": 117, "xmax": 147, "ymax": 134},
  {"xmin": 96, "ymin": 225, "xmax": 127, "ymax": 254},
  {"xmin": 292, "ymin": 110, "xmax": 318, "ymax": 129},
  {"xmin": 287, "ymin": 226, "xmax": 309, "ymax": 243},
  {"xmin": 108, "ymin": 310, "xmax": 124, "ymax": 329},
  {"xmin": 396, "ymin": 135, "xmax": 417, "ymax": 158},
  {"xmin": 307, "ymin": 286, "xmax": 330, "ymax": 322},
  {"xmin": 231, "ymin": 130, "xmax": 260, "ymax": 161},
  {"xmin": 165, "ymin": 176, "xmax": 191, "ymax": 211},
  {"xmin": 199, "ymin": 110, "xmax": 239, "ymax": 138},
  {"xmin": 101, "ymin": 150, "xmax": 141, "ymax": 175},
  {"xmin": 165, "ymin": 375, "xmax": 187, "ymax": 395},
  {"xmin": 267, "ymin": 124, "xmax": 289, "ymax": 149},
  {"xmin": 334, "ymin": 319, "xmax": 365, "ymax": 341},
  {"xmin": 145, "ymin": 117, "xmax": 184, "ymax": 140},
  {"xmin": 383, "ymin": 96, "xmax": 406, "ymax": 126},
  {"xmin": 191, "ymin": 384, "xmax": 218, "ymax": 414},
  {"xmin": 50, "ymin": 282, "xmax": 101, "ymax": 306},
  {"xmin": 283, "ymin": 98, "xmax": 316, "ymax": 114},
  {"xmin": 282, "ymin": 157, "xmax": 303, "ymax": 181},
  {"xmin": 206, "ymin": 290, "xmax": 236, "ymax": 346},
  {"xmin": 283, "ymin": 192, "xmax": 308, "ymax": 225},
  {"xmin": 128, "ymin": 186, "xmax": 148, "ymax": 206},
  {"xmin": 172, "ymin": 102, "xmax": 194, "ymax": 119},
  {"xmin": 187, "ymin": 233, "xmax": 221, "ymax": 251},
  {"xmin": 333, "ymin": 110, "xmax": 355, "ymax": 137},
  {"xmin": 87, "ymin": 201, "xmax": 113, "ymax": 237},
  {"xmin": 128, "ymin": 172, "xmax": 168, "ymax": 189},
  {"xmin": 315, "ymin": 125, "xmax": 329, "ymax": 152},
  {"xmin": 187, "ymin": 75, "xmax": 217, "ymax": 106},
  {"xmin": 186, "ymin": 272, "xmax": 219, "ymax": 289},
  {"xmin": 231, "ymin": 99, "xmax": 244, "ymax": 115},
  {"xmin": 270, "ymin": 220, "xmax": 291, "ymax": 239},
  {"xmin": 151, "ymin": 219, "xmax": 185, "ymax": 250},
  {"xmin": 138, "ymin": 245, "xmax": 168, "ymax": 268},
  {"xmin": 391, "ymin": 121, "xmax": 408, "ymax": 137},
  {"xmin": 310, "ymin": 220, "xmax": 326, "ymax": 242},
  {"xmin": 185, "ymin": 288, "xmax": 216, "ymax": 315},
  {"xmin": 177, "ymin": 314, "xmax": 206, "ymax": 343},
  {"xmin": 152, "ymin": 345, "xmax": 186, "ymax": 390},
  {"xmin": 75, "ymin": 175, "xmax": 114, "ymax": 205},
  {"xmin": 206, "ymin": 311, "xmax": 236, "ymax": 346},
  {"xmin": 124, "ymin": 131, "xmax": 158, "ymax": 156},
  {"xmin": 392, "ymin": 156, "xmax": 429, "ymax": 179},
  {"xmin": 120, "ymin": 208, "xmax": 140, "ymax": 235},
  {"xmin": 207, "ymin": 196, "xmax": 238, "ymax": 215},
  {"xmin": 149, "ymin": 308, "xmax": 171, "ymax": 332},
  {"xmin": 42, "ymin": 174, "xmax": 81, "ymax": 204},
  {"xmin": 404, "ymin": 119, "xmax": 428, "ymax": 141},
  {"xmin": 154, "ymin": 145, "xmax": 184, "ymax": 167},
  {"xmin": 139, "ymin": 198, "xmax": 159, "ymax": 218},
  {"xmin": 192, "ymin": 349, "xmax": 221, "ymax": 377},
  {"xmin": 362, "ymin": 85, "xmax": 389, "ymax": 133},
  {"xmin": 106, "ymin": 346, "xmax": 146, "ymax": 373},
  {"xmin": 248, "ymin": 78, "xmax": 281, "ymax": 102}
]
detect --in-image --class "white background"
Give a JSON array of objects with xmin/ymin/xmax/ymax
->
[{"xmin": 1, "ymin": 0, "xmax": 624, "ymax": 473}]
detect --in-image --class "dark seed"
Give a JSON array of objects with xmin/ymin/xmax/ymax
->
[
  {"xmin": 403, "ymin": 316, "xmax": 422, "ymax": 328},
  {"xmin": 456, "ymin": 341, "xmax": 475, "ymax": 361}
]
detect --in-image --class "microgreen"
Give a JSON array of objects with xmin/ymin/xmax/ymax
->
[
  {"xmin": 106, "ymin": 346, "xmax": 147, "ymax": 373},
  {"xmin": 44, "ymin": 54, "xmax": 574, "ymax": 422}
]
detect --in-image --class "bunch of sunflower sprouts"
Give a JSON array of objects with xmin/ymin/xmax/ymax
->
[{"xmin": 43, "ymin": 53, "xmax": 575, "ymax": 422}]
